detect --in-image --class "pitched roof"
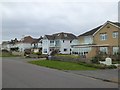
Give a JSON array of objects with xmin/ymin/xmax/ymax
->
[
  {"xmin": 45, "ymin": 35, "xmax": 54, "ymax": 40},
  {"xmin": 78, "ymin": 25, "xmax": 102, "ymax": 37},
  {"xmin": 45, "ymin": 32, "xmax": 77, "ymax": 40},
  {"xmin": 21, "ymin": 36, "xmax": 42, "ymax": 44},
  {"xmin": 109, "ymin": 21, "xmax": 120, "ymax": 27},
  {"xmin": 78, "ymin": 21, "xmax": 120, "ymax": 37}
]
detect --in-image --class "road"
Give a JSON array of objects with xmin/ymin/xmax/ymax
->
[{"xmin": 2, "ymin": 57, "xmax": 118, "ymax": 88}]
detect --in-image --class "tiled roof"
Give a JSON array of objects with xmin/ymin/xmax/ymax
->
[
  {"xmin": 109, "ymin": 21, "xmax": 120, "ymax": 27},
  {"xmin": 78, "ymin": 21, "xmax": 120, "ymax": 37},
  {"xmin": 78, "ymin": 25, "xmax": 102, "ymax": 37},
  {"xmin": 45, "ymin": 35, "xmax": 55, "ymax": 40},
  {"xmin": 21, "ymin": 36, "xmax": 42, "ymax": 44},
  {"xmin": 45, "ymin": 32, "xmax": 77, "ymax": 40}
]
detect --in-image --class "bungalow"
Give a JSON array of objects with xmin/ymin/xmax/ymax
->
[
  {"xmin": 42, "ymin": 32, "xmax": 78, "ymax": 54},
  {"xmin": 72, "ymin": 21, "xmax": 120, "ymax": 59}
]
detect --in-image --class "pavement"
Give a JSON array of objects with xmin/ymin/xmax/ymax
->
[
  {"xmin": 65, "ymin": 69, "xmax": 119, "ymax": 83},
  {"xmin": 2, "ymin": 57, "xmax": 119, "ymax": 88}
]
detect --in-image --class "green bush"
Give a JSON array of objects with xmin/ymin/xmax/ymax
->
[
  {"xmin": 106, "ymin": 65, "xmax": 117, "ymax": 69},
  {"xmin": 35, "ymin": 52, "xmax": 42, "ymax": 55},
  {"xmin": 91, "ymin": 56, "xmax": 100, "ymax": 64},
  {"xmin": 91, "ymin": 52, "xmax": 108, "ymax": 64},
  {"xmin": 50, "ymin": 49, "xmax": 59, "ymax": 56}
]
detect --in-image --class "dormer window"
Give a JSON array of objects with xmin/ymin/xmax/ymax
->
[
  {"xmin": 64, "ymin": 34, "xmax": 67, "ymax": 37},
  {"xmin": 57, "ymin": 34, "xmax": 60, "ymax": 36}
]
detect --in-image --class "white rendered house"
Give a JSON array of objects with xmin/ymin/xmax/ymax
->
[{"xmin": 42, "ymin": 32, "xmax": 78, "ymax": 54}]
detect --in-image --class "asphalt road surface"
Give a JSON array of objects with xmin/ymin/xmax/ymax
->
[{"xmin": 2, "ymin": 57, "xmax": 118, "ymax": 88}]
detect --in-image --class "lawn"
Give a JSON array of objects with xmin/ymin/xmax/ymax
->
[{"xmin": 28, "ymin": 60, "xmax": 97, "ymax": 70}]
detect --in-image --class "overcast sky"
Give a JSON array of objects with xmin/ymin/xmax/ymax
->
[{"xmin": 1, "ymin": 0, "xmax": 119, "ymax": 43}]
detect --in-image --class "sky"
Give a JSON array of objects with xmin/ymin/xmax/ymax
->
[{"xmin": 1, "ymin": 0, "xmax": 119, "ymax": 43}]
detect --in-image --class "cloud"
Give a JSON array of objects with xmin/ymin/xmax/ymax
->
[{"xmin": 1, "ymin": 1, "xmax": 118, "ymax": 41}]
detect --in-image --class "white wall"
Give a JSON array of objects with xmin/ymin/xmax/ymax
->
[
  {"xmin": 59, "ymin": 40, "xmax": 71, "ymax": 54},
  {"xmin": 15, "ymin": 43, "xmax": 32, "ymax": 52},
  {"xmin": 38, "ymin": 43, "xmax": 42, "ymax": 48},
  {"xmin": 42, "ymin": 38, "xmax": 80, "ymax": 55},
  {"xmin": 2, "ymin": 44, "xmax": 12, "ymax": 51},
  {"xmin": 42, "ymin": 39, "xmax": 50, "ymax": 54}
]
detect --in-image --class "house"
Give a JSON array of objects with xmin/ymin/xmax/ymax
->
[
  {"xmin": 15, "ymin": 36, "xmax": 43, "ymax": 52},
  {"xmin": 72, "ymin": 21, "xmax": 120, "ymax": 59},
  {"xmin": 42, "ymin": 32, "xmax": 78, "ymax": 54},
  {"xmin": 1, "ymin": 41, "xmax": 10, "ymax": 51},
  {"xmin": 1, "ymin": 38, "xmax": 19, "ymax": 51},
  {"xmin": 2, "ymin": 36, "xmax": 43, "ymax": 53}
]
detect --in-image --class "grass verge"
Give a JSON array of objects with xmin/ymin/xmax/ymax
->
[
  {"xmin": 0, "ymin": 53, "xmax": 19, "ymax": 57},
  {"xmin": 28, "ymin": 60, "xmax": 97, "ymax": 70}
]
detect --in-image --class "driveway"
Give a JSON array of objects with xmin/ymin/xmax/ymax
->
[{"xmin": 2, "ymin": 57, "xmax": 118, "ymax": 88}]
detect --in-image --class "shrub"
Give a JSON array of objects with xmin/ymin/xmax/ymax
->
[
  {"xmin": 50, "ymin": 49, "xmax": 59, "ymax": 56},
  {"xmin": 106, "ymin": 65, "xmax": 117, "ymax": 69},
  {"xmin": 24, "ymin": 49, "xmax": 31, "ymax": 54},
  {"xmin": 91, "ymin": 56, "xmax": 100, "ymax": 64},
  {"xmin": 33, "ymin": 52, "xmax": 42, "ymax": 55},
  {"xmin": 91, "ymin": 52, "xmax": 108, "ymax": 64}
]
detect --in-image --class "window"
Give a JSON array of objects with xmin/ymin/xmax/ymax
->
[
  {"xmin": 44, "ymin": 49, "xmax": 47, "ymax": 53},
  {"xmin": 100, "ymin": 47, "xmax": 108, "ymax": 54},
  {"xmin": 64, "ymin": 34, "xmax": 67, "ymax": 37},
  {"xmin": 70, "ymin": 40, "xmax": 72, "ymax": 43},
  {"xmin": 63, "ymin": 40, "xmax": 64, "ymax": 43},
  {"xmin": 50, "ymin": 40, "xmax": 54, "ymax": 43},
  {"xmin": 100, "ymin": 33, "xmax": 107, "ymax": 41},
  {"xmin": 113, "ymin": 47, "xmax": 119, "ymax": 55},
  {"xmin": 55, "ymin": 40, "xmax": 60, "ymax": 46},
  {"xmin": 113, "ymin": 32, "xmax": 118, "ymax": 38},
  {"xmin": 64, "ymin": 48, "xmax": 67, "ymax": 52}
]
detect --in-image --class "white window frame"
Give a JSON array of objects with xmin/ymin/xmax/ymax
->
[
  {"xmin": 100, "ymin": 47, "xmax": 108, "ymax": 54},
  {"xmin": 113, "ymin": 47, "xmax": 119, "ymax": 55},
  {"xmin": 100, "ymin": 33, "xmax": 107, "ymax": 41},
  {"xmin": 112, "ymin": 32, "xmax": 118, "ymax": 38}
]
